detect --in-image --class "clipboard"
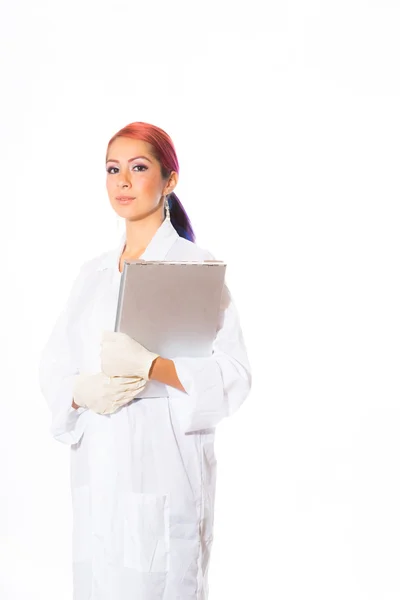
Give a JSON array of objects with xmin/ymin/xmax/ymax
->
[{"xmin": 114, "ymin": 260, "xmax": 227, "ymax": 398}]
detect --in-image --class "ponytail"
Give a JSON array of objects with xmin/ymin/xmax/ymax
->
[{"xmin": 167, "ymin": 192, "xmax": 195, "ymax": 243}]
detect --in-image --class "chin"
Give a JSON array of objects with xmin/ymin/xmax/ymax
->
[{"xmin": 113, "ymin": 203, "xmax": 136, "ymax": 215}]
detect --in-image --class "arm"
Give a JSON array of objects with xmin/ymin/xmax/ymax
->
[
  {"xmin": 149, "ymin": 357, "xmax": 186, "ymax": 392},
  {"xmin": 168, "ymin": 283, "xmax": 252, "ymax": 434},
  {"xmin": 39, "ymin": 263, "xmax": 90, "ymax": 443}
]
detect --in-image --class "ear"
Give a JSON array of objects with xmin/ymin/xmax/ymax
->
[{"xmin": 164, "ymin": 170, "xmax": 179, "ymax": 195}]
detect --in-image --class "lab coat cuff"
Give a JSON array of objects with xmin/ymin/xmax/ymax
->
[
  {"xmin": 173, "ymin": 356, "xmax": 224, "ymax": 433},
  {"xmin": 50, "ymin": 394, "xmax": 90, "ymax": 446}
]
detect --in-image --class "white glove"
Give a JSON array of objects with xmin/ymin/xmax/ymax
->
[
  {"xmin": 101, "ymin": 331, "xmax": 160, "ymax": 380},
  {"xmin": 72, "ymin": 371, "xmax": 147, "ymax": 415}
]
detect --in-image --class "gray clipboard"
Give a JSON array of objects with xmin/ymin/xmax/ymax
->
[{"xmin": 114, "ymin": 260, "xmax": 227, "ymax": 398}]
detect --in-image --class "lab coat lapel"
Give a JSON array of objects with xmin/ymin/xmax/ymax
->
[
  {"xmin": 97, "ymin": 218, "xmax": 180, "ymax": 272},
  {"xmin": 137, "ymin": 217, "xmax": 180, "ymax": 261}
]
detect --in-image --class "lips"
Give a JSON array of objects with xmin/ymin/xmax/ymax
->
[{"xmin": 116, "ymin": 196, "xmax": 135, "ymax": 204}]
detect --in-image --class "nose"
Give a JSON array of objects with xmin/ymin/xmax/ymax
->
[
  {"xmin": 117, "ymin": 170, "xmax": 131, "ymax": 188},
  {"xmin": 118, "ymin": 179, "xmax": 130, "ymax": 188}
]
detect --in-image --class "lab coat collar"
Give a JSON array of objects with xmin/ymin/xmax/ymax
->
[{"xmin": 96, "ymin": 217, "xmax": 180, "ymax": 271}]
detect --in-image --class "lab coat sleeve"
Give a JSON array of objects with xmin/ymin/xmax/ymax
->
[
  {"xmin": 38, "ymin": 261, "xmax": 91, "ymax": 445},
  {"xmin": 173, "ymin": 284, "xmax": 252, "ymax": 434}
]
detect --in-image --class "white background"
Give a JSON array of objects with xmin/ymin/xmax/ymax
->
[{"xmin": 1, "ymin": 0, "xmax": 400, "ymax": 598}]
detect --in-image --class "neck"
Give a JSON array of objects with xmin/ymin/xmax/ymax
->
[{"xmin": 123, "ymin": 203, "xmax": 165, "ymax": 255}]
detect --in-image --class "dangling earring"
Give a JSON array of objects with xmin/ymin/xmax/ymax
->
[{"xmin": 164, "ymin": 195, "xmax": 171, "ymax": 221}]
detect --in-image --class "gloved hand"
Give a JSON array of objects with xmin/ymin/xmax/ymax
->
[
  {"xmin": 101, "ymin": 331, "xmax": 160, "ymax": 380},
  {"xmin": 72, "ymin": 371, "xmax": 147, "ymax": 415}
]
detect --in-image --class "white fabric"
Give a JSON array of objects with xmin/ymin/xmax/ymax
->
[
  {"xmin": 72, "ymin": 371, "xmax": 147, "ymax": 414},
  {"xmin": 38, "ymin": 218, "xmax": 252, "ymax": 600},
  {"xmin": 101, "ymin": 330, "xmax": 160, "ymax": 380}
]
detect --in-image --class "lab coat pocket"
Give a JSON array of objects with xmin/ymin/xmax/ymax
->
[
  {"xmin": 71, "ymin": 485, "xmax": 92, "ymax": 563},
  {"xmin": 123, "ymin": 492, "xmax": 170, "ymax": 573}
]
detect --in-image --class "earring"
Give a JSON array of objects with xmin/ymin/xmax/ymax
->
[{"xmin": 164, "ymin": 195, "xmax": 171, "ymax": 221}]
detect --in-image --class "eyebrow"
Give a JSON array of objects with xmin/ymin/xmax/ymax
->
[{"xmin": 105, "ymin": 155, "xmax": 152, "ymax": 164}]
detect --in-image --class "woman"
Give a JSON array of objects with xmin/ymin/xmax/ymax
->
[{"xmin": 39, "ymin": 121, "xmax": 252, "ymax": 600}]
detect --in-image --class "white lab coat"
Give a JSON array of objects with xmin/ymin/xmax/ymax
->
[{"xmin": 39, "ymin": 218, "xmax": 252, "ymax": 600}]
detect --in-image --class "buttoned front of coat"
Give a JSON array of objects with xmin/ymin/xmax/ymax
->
[{"xmin": 39, "ymin": 218, "xmax": 252, "ymax": 600}]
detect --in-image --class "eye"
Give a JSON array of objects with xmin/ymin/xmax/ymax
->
[{"xmin": 106, "ymin": 164, "xmax": 148, "ymax": 174}]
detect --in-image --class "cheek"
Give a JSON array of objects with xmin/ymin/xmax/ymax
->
[
  {"xmin": 134, "ymin": 175, "xmax": 158, "ymax": 195},
  {"xmin": 106, "ymin": 178, "xmax": 113, "ymax": 194}
]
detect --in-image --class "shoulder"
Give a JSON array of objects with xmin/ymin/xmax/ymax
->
[
  {"xmin": 168, "ymin": 236, "xmax": 216, "ymax": 261},
  {"xmin": 64, "ymin": 251, "xmax": 110, "ymax": 303}
]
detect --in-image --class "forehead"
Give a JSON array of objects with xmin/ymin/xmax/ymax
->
[{"xmin": 107, "ymin": 137, "xmax": 153, "ymax": 160}]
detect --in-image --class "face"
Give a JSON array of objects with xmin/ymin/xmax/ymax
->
[{"xmin": 105, "ymin": 137, "xmax": 178, "ymax": 220}]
